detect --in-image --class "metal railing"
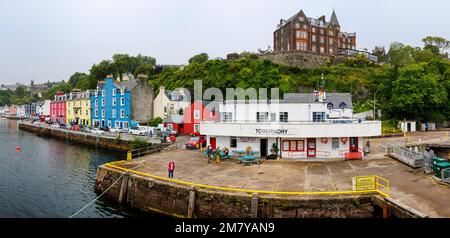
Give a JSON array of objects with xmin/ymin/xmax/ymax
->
[
  {"xmin": 129, "ymin": 142, "xmax": 173, "ymax": 159},
  {"xmin": 203, "ymin": 119, "xmax": 380, "ymax": 125},
  {"xmin": 442, "ymin": 168, "xmax": 450, "ymax": 184},
  {"xmin": 384, "ymin": 144, "xmax": 424, "ymax": 168}
]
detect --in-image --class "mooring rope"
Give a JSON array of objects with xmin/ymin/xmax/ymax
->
[{"xmin": 68, "ymin": 163, "xmax": 145, "ymax": 218}]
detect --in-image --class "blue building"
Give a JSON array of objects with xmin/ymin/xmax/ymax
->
[{"xmin": 91, "ymin": 76, "xmax": 135, "ymax": 129}]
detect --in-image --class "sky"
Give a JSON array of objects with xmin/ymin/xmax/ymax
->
[{"xmin": 1, "ymin": 0, "xmax": 449, "ymax": 85}]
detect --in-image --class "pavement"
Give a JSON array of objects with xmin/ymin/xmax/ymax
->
[{"xmin": 117, "ymin": 131, "xmax": 450, "ymax": 218}]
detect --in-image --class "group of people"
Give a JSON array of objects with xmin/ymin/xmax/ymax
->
[{"xmin": 206, "ymin": 145, "xmax": 229, "ymax": 163}]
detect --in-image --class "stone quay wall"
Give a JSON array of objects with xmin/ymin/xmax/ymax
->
[
  {"xmin": 18, "ymin": 122, "xmax": 131, "ymax": 152},
  {"xmin": 95, "ymin": 166, "xmax": 380, "ymax": 218}
]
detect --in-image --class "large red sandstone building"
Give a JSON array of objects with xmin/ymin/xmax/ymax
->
[{"xmin": 274, "ymin": 10, "xmax": 356, "ymax": 55}]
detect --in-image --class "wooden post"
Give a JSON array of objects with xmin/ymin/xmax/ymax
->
[
  {"xmin": 118, "ymin": 174, "xmax": 129, "ymax": 203},
  {"xmin": 187, "ymin": 186, "xmax": 196, "ymax": 218},
  {"xmin": 382, "ymin": 204, "xmax": 390, "ymax": 218},
  {"xmin": 251, "ymin": 193, "xmax": 258, "ymax": 218}
]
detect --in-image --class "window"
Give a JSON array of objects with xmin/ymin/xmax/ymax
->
[
  {"xmin": 101, "ymin": 99, "xmax": 105, "ymax": 106},
  {"xmin": 112, "ymin": 89, "xmax": 116, "ymax": 96},
  {"xmin": 120, "ymin": 86, "xmax": 125, "ymax": 95},
  {"xmin": 194, "ymin": 110, "xmax": 200, "ymax": 119},
  {"xmin": 95, "ymin": 99, "xmax": 98, "ymax": 107},
  {"xmin": 299, "ymin": 16, "xmax": 304, "ymax": 22},
  {"xmin": 108, "ymin": 120, "xmax": 111, "ymax": 128},
  {"xmin": 221, "ymin": 112, "xmax": 233, "ymax": 122},
  {"xmin": 329, "ymin": 37, "xmax": 334, "ymax": 45},
  {"xmin": 327, "ymin": 103, "xmax": 333, "ymax": 110},
  {"xmin": 296, "ymin": 41, "xmax": 307, "ymax": 51},
  {"xmin": 329, "ymin": 48, "xmax": 333, "ymax": 54},
  {"xmin": 101, "ymin": 110, "xmax": 105, "ymax": 118},
  {"xmin": 329, "ymin": 31, "xmax": 334, "ymax": 36},
  {"xmin": 312, "ymin": 35, "xmax": 316, "ymax": 42},
  {"xmin": 279, "ymin": 112, "xmax": 288, "ymax": 122},
  {"xmin": 270, "ymin": 113, "xmax": 276, "ymax": 122},
  {"xmin": 312, "ymin": 112, "xmax": 326, "ymax": 122},
  {"xmin": 302, "ymin": 24, "xmax": 307, "ymax": 30},
  {"xmin": 256, "ymin": 112, "xmax": 269, "ymax": 122},
  {"xmin": 102, "ymin": 90, "xmax": 105, "ymax": 97},
  {"xmin": 332, "ymin": 138, "xmax": 339, "ymax": 150},
  {"xmin": 95, "ymin": 109, "xmax": 98, "ymax": 117},
  {"xmin": 320, "ymin": 36, "xmax": 324, "ymax": 43},
  {"xmin": 115, "ymin": 121, "xmax": 120, "ymax": 128},
  {"xmin": 112, "ymin": 98, "xmax": 116, "ymax": 106},
  {"xmin": 320, "ymin": 29, "xmax": 324, "ymax": 34},
  {"xmin": 312, "ymin": 27, "xmax": 316, "ymax": 33},
  {"xmin": 320, "ymin": 47, "xmax": 325, "ymax": 53},
  {"xmin": 86, "ymin": 110, "xmax": 88, "ymax": 116},
  {"xmin": 339, "ymin": 102, "xmax": 347, "ymax": 109},
  {"xmin": 296, "ymin": 31, "xmax": 307, "ymax": 39},
  {"xmin": 295, "ymin": 23, "xmax": 300, "ymax": 29},
  {"xmin": 194, "ymin": 124, "xmax": 200, "ymax": 132},
  {"xmin": 123, "ymin": 121, "xmax": 129, "ymax": 129},
  {"xmin": 120, "ymin": 109, "xmax": 125, "ymax": 118},
  {"xmin": 120, "ymin": 97, "xmax": 125, "ymax": 106},
  {"xmin": 312, "ymin": 47, "xmax": 317, "ymax": 53},
  {"xmin": 230, "ymin": 137, "xmax": 237, "ymax": 148},
  {"xmin": 282, "ymin": 140, "xmax": 304, "ymax": 151},
  {"xmin": 112, "ymin": 109, "xmax": 116, "ymax": 118},
  {"xmin": 95, "ymin": 91, "xmax": 98, "ymax": 97}
]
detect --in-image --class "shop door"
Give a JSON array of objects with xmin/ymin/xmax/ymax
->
[
  {"xmin": 407, "ymin": 123, "xmax": 411, "ymax": 132},
  {"xmin": 307, "ymin": 138, "xmax": 316, "ymax": 158},
  {"xmin": 210, "ymin": 137, "xmax": 216, "ymax": 149},
  {"xmin": 260, "ymin": 139, "xmax": 268, "ymax": 157},
  {"xmin": 349, "ymin": 137, "xmax": 359, "ymax": 152}
]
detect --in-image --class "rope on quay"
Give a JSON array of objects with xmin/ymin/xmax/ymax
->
[{"xmin": 68, "ymin": 163, "xmax": 146, "ymax": 218}]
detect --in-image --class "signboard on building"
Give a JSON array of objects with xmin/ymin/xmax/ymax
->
[{"xmin": 239, "ymin": 137, "xmax": 258, "ymax": 143}]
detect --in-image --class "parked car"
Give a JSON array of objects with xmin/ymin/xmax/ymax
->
[
  {"xmin": 100, "ymin": 126, "xmax": 110, "ymax": 132},
  {"xmin": 80, "ymin": 126, "xmax": 91, "ymax": 133},
  {"xmin": 70, "ymin": 125, "xmax": 82, "ymax": 131},
  {"xmin": 129, "ymin": 126, "xmax": 148, "ymax": 136},
  {"xmin": 51, "ymin": 123, "xmax": 60, "ymax": 128},
  {"xmin": 185, "ymin": 136, "xmax": 207, "ymax": 149},
  {"xmin": 91, "ymin": 128, "xmax": 105, "ymax": 135},
  {"xmin": 110, "ymin": 128, "xmax": 125, "ymax": 133}
]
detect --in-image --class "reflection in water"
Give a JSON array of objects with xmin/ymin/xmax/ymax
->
[{"xmin": 0, "ymin": 120, "xmax": 148, "ymax": 218}]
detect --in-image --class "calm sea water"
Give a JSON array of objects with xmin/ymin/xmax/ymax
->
[{"xmin": 0, "ymin": 119, "xmax": 149, "ymax": 218}]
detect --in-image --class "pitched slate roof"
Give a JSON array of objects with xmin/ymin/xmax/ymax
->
[
  {"xmin": 283, "ymin": 93, "xmax": 353, "ymax": 109},
  {"xmin": 114, "ymin": 80, "xmax": 138, "ymax": 91},
  {"xmin": 329, "ymin": 10, "xmax": 340, "ymax": 26}
]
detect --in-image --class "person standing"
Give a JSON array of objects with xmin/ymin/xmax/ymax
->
[
  {"xmin": 168, "ymin": 161, "xmax": 175, "ymax": 178},
  {"xmin": 206, "ymin": 145, "xmax": 213, "ymax": 162}
]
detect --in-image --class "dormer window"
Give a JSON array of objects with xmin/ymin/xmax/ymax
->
[
  {"xmin": 339, "ymin": 102, "xmax": 347, "ymax": 109},
  {"xmin": 327, "ymin": 103, "xmax": 333, "ymax": 110},
  {"xmin": 101, "ymin": 90, "xmax": 105, "ymax": 97},
  {"xmin": 120, "ymin": 86, "xmax": 125, "ymax": 95}
]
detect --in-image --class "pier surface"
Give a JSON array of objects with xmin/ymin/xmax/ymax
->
[{"xmin": 108, "ymin": 131, "xmax": 450, "ymax": 217}]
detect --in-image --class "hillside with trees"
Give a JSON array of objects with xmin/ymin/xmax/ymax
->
[{"xmin": 3, "ymin": 36, "xmax": 450, "ymax": 124}]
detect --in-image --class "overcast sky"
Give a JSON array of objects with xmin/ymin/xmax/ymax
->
[{"xmin": 1, "ymin": 0, "xmax": 449, "ymax": 85}]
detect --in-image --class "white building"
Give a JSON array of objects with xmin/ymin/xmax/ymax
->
[
  {"xmin": 36, "ymin": 100, "xmax": 51, "ymax": 117},
  {"xmin": 200, "ymin": 91, "xmax": 382, "ymax": 160},
  {"xmin": 153, "ymin": 86, "xmax": 191, "ymax": 119},
  {"xmin": 17, "ymin": 105, "xmax": 26, "ymax": 118},
  {"xmin": 399, "ymin": 121, "xmax": 416, "ymax": 133}
]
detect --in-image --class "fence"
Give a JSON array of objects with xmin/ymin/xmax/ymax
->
[
  {"xmin": 384, "ymin": 144, "xmax": 424, "ymax": 168},
  {"xmin": 129, "ymin": 142, "xmax": 173, "ymax": 159}
]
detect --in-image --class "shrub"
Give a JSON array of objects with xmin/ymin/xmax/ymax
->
[{"xmin": 130, "ymin": 137, "xmax": 149, "ymax": 149}]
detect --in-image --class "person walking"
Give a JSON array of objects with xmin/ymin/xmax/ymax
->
[
  {"xmin": 168, "ymin": 161, "xmax": 175, "ymax": 178},
  {"xmin": 206, "ymin": 145, "xmax": 213, "ymax": 162}
]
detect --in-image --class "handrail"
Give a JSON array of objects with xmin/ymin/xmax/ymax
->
[
  {"xmin": 202, "ymin": 120, "xmax": 381, "ymax": 125},
  {"xmin": 104, "ymin": 161, "xmax": 389, "ymax": 197}
]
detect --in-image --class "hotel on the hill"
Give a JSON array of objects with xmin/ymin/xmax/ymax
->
[{"xmin": 200, "ymin": 89, "xmax": 382, "ymax": 160}]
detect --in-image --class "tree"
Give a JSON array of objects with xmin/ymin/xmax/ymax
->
[
  {"xmin": 14, "ymin": 85, "xmax": 27, "ymax": 98},
  {"xmin": 387, "ymin": 42, "xmax": 415, "ymax": 67},
  {"xmin": 68, "ymin": 72, "xmax": 89, "ymax": 87},
  {"xmin": 90, "ymin": 60, "xmax": 114, "ymax": 80},
  {"xmin": 188, "ymin": 53, "xmax": 209, "ymax": 64},
  {"xmin": 422, "ymin": 36, "xmax": 450, "ymax": 56},
  {"xmin": 134, "ymin": 63, "xmax": 155, "ymax": 78},
  {"xmin": 148, "ymin": 117, "xmax": 163, "ymax": 127},
  {"xmin": 372, "ymin": 46, "xmax": 387, "ymax": 62}
]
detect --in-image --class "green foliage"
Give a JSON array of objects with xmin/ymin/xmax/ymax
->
[
  {"xmin": 422, "ymin": 36, "xmax": 450, "ymax": 56},
  {"xmin": 130, "ymin": 137, "xmax": 149, "ymax": 149},
  {"xmin": 148, "ymin": 117, "xmax": 163, "ymax": 127},
  {"xmin": 188, "ymin": 53, "xmax": 209, "ymax": 64}
]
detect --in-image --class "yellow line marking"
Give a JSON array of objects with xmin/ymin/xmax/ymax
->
[{"xmin": 104, "ymin": 161, "xmax": 389, "ymax": 197}]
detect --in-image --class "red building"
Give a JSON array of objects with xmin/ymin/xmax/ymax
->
[
  {"xmin": 182, "ymin": 100, "xmax": 219, "ymax": 135},
  {"xmin": 50, "ymin": 92, "xmax": 67, "ymax": 124}
]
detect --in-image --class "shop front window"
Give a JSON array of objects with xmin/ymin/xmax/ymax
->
[{"xmin": 230, "ymin": 137, "xmax": 237, "ymax": 148}]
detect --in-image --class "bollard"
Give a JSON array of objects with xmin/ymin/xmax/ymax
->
[
  {"xmin": 127, "ymin": 151, "xmax": 132, "ymax": 161},
  {"xmin": 382, "ymin": 204, "xmax": 390, "ymax": 218},
  {"xmin": 118, "ymin": 174, "xmax": 129, "ymax": 203},
  {"xmin": 251, "ymin": 193, "xmax": 259, "ymax": 218},
  {"xmin": 187, "ymin": 186, "xmax": 196, "ymax": 218}
]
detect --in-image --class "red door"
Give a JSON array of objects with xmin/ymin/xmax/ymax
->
[
  {"xmin": 349, "ymin": 137, "xmax": 358, "ymax": 152},
  {"xmin": 210, "ymin": 137, "xmax": 216, "ymax": 149},
  {"xmin": 307, "ymin": 138, "xmax": 316, "ymax": 158}
]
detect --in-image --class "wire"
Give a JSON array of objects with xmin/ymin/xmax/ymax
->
[{"xmin": 68, "ymin": 163, "xmax": 145, "ymax": 218}]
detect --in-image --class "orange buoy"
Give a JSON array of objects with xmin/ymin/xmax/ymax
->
[{"xmin": 16, "ymin": 146, "xmax": 21, "ymax": 152}]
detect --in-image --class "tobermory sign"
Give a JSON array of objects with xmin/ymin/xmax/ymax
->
[{"xmin": 255, "ymin": 128, "xmax": 288, "ymax": 135}]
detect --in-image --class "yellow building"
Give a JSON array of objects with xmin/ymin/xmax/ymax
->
[{"xmin": 66, "ymin": 90, "xmax": 92, "ymax": 126}]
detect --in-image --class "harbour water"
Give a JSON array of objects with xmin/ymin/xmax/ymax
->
[{"xmin": 0, "ymin": 119, "xmax": 148, "ymax": 218}]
